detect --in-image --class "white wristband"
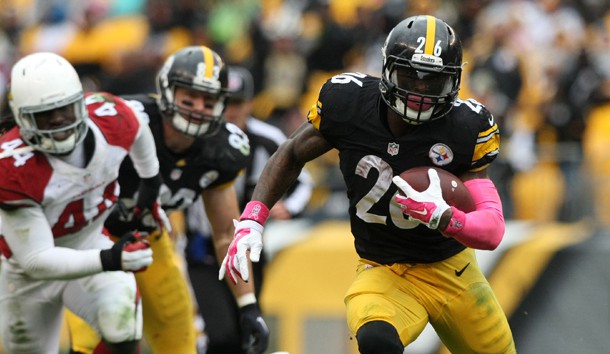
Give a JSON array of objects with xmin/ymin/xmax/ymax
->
[{"xmin": 237, "ymin": 293, "xmax": 257, "ymax": 308}]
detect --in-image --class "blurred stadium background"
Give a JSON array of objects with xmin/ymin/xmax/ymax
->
[{"xmin": 1, "ymin": 0, "xmax": 610, "ymax": 353}]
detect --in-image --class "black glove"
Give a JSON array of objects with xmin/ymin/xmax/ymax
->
[
  {"xmin": 240, "ymin": 304, "xmax": 269, "ymax": 354},
  {"xmin": 100, "ymin": 231, "xmax": 151, "ymax": 271},
  {"xmin": 104, "ymin": 200, "xmax": 149, "ymax": 237},
  {"xmin": 104, "ymin": 174, "xmax": 171, "ymax": 237},
  {"xmin": 135, "ymin": 174, "xmax": 162, "ymax": 212}
]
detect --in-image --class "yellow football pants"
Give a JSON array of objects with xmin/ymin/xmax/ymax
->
[
  {"xmin": 67, "ymin": 229, "xmax": 197, "ymax": 353},
  {"xmin": 345, "ymin": 248, "xmax": 516, "ymax": 354}
]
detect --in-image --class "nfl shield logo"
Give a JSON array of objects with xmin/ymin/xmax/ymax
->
[{"xmin": 387, "ymin": 142, "xmax": 399, "ymax": 156}]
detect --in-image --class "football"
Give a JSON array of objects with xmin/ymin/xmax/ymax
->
[{"xmin": 397, "ymin": 166, "xmax": 475, "ymax": 212}]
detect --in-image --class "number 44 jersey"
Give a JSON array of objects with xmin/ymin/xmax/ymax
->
[
  {"xmin": 307, "ymin": 73, "xmax": 500, "ymax": 264},
  {"xmin": 0, "ymin": 93, "xmax": 143, "ymax": 257}
]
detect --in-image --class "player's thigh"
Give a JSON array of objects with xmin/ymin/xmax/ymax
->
[
  {"xmin": 136, "ymin": 230, "xmax": 196, "ymax": 353},
  {"xmin": 434, "ymin": 281, "xmax": 515, "ymax": 354},
  {"xmin": 344, "ymin": 260, "xmax": 429, "ymax": 346},
  {"xmin": 0, "ymin": 270, "xmax": 64, "ymax": 353},
  {"xmin": 424, "ymin": 249, "xmax": 515, "ymax": 353},
  {"xmin": 64, "ymin": 271, "xmax": 141, "ymax": 343}
]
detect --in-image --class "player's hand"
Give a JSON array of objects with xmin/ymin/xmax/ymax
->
[
  {"xmin": 104, "ymin": 199, "xmax": 170, "ymax": 237},
  {"xmin": 239, "ymin": 304, "xmax": 269, "ymax": 354},
  {"xmin": 134, "ymin": 174, "xmax": 172, "ymax": 233},
  {"xmin": 100, "ymin": 231, "xmax": 153, "ymax": 272},
  {"xmin": 133, "ymin": 200, "xmax": 172, "ymax": 234},
  {"xmin": 219, "ymin": 219, "xmax": 264, "ymax": 284},
  {"xmin": 392, "ymin": 168, "xmax": 450, "ymax": 230}
]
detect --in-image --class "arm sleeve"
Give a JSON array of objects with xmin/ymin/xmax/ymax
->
[
  {"xmin": 129, "ymin": 116, "xmax": 159, "ymax": 179},
  {"xmin": 0, "ymin": 207, "xmax": 104, "ymax": 279},
  {"xmin": 441, "ymin": 178, "xmax": 505, "ymax": 250}
]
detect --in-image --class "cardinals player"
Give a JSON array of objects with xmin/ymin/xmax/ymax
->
[
  {"xmin": 65, "ymin": 46, "xmax": 268, "ymax": 354},
  {"xmin": 0, "ymin": 52, "xmax": 167, "ymax": 354}
]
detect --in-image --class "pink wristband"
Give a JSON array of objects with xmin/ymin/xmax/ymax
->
[
  {"xmin": 444, "ymin": 206, "xmax": 467, "ymax": 235},
  {"xmin": 240, "ymin": 201, "xmax": 270, "ymax": 225}
]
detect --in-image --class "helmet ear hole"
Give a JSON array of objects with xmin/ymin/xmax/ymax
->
[
  {"xmin": 380, "ymin": 15, "xmax": 462, "ymax": 125},
  {"xmin": 156, "ymin": 46, "xmax": 229, "ymax": 137}
]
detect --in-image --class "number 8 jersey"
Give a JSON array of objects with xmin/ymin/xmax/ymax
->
[
  {"xmin": 307, "ymin": 73, "xmax": 500, "ymax": 264},
  {"xmin": 117, "ymin": 94, "xmax": 249, "ymax": 214}
]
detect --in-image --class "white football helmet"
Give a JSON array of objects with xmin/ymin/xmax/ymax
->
[{"xmin": 9, "ymin": 52, "xmax": 88, "ymax": 154}]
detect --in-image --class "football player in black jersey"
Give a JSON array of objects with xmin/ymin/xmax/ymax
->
[
  {"xmin": 220, "ymin": 15, "xmax": 516, "ymax": 354},
  {"xmin": 66, "ymin": 46, "xmax": 269, "ymax": 354},
  {"xmin": 184, "ymin": 65, "xmax": 313, "ymax": 353}
]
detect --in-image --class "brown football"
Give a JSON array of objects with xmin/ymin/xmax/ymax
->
[{"xmin": 397, "ymin": 166, "xmax": 475, "ymax": 212}]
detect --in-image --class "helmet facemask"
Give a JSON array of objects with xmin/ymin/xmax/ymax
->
[
  {"xmin": 156, "ymin": 46, "xmax": 228, "ymax": 138},
  {"xmin": 17, "ymin": 93, "xmax": 88, "ymax": 155},
  {"xmin": 381, "ymin": 54, "xmax": 461, "ymax": 125},
  {"xmin": 163, "ymin": 83, "xmax": 226, "ymax": 137}
]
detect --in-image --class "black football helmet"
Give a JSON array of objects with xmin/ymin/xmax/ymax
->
[
  {"xmin": 156, "ymin": 46, "xmax": 229, "ymax": 137},
  {"xmin": 227, "ymin": 66, "xmax": 255, "ymax": 102},
  {"xmin": 379, "ymin": 15, "xmax": 463, "ymax": 125}
]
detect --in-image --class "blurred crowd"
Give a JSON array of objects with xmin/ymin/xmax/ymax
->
[{"xmin": 1, "ymin": 0, "xmax": 610, "ymax": 225}]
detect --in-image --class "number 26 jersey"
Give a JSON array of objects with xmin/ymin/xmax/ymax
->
[{"xmin": 307, "ymin": 73, "xmax": 500, "ymax": 264}]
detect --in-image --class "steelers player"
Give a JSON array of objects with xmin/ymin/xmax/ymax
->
[
  {"xmin": 220, "ymin": 15, "xmax": 516, "ymax": 354},
  {"xmin": 67, "ymin": 46, "xmax": 268, "ymax": 354}
]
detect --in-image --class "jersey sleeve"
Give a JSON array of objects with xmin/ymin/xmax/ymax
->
[
  {"xmin": 307, "ymin": 73, "xmax": 371, "ymax": 142},
  {"xmin": 192, "ymin": 122, "xmax": 250, "ymax": 189},
  {"xmin": 470, "ymin": 104, "xmax": 500, "ymax": 171},
  {"xmin": 0, "ymin": 132, "xmax": 51, "ymax": 208},
  {"xmin": 85, "ymin": 92, "xmax": 142, "ymax": 151}
]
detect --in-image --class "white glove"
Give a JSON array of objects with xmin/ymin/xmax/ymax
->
[
  {"xmin": 122, "ymin": 241, "xmax": 153, "ymax": 272},
  {"xmin": 100, "ymin": 231, "xmax": 153, "ymax": 272},
  {"xmin": 392, "ymin": 168, "xmax": 450, "ymax": 230},
  {"xmin": 219, "ymin": 219, "xmax": 264, "ymax": 284}
]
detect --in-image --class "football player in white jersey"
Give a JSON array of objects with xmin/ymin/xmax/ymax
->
[{"xmin": 0, "ymin": 52, "xmax": 167, "ymax": 354}]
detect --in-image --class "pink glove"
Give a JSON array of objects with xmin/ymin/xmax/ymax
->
[
  {"xmin": 219, "ymin": 201, "xmax": 269, "ymax": 284},
  {"xmin": 392, "ymin": 168, "xmax": 450, "ymax": 230}
]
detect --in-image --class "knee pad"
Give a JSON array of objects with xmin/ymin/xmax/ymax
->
[
  {"xmin": 356, "ymin": 321, "xmax": 403, "ymax": 354},
  {"xmin": 97, "ymin": 290, "xmax": 142, "ymax": 343}
]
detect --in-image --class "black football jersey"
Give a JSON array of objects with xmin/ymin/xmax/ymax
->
[
  {"xmin": 307, "ymin": 72, "xmax": 500, "ymax": 264},
  {"xmin": 118, "ymin": 94, "xmax": 249, "ymax": 213}
]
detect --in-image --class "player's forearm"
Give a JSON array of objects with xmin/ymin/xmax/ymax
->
[
  {"xmin": 441, "ymin": 179, "xmax": 505, "ymax": 250},
  {"xmin": 129, "ymin": 122, "xmax": 159, "ymax": 179},
  {"xmin": 252, "ymin": 145, "xmax": 304, "ymax": 208},
  {"xmin": 282, "ymin": 169, "xmax": 313, "ymax": 216},
  {"xmin": 0, "ymin": 207, "xmax": 105, "ymax": 279},
  {"xmin": 20, "ymin": 248, "xmax": 104, "ymax": 279}
]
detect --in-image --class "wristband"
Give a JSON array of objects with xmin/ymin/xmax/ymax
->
[
  {"xmin": 442, "ymin": 206, "xmax": 466, "ymax": 236},
  {"xmin": 240, "ymin": 201, "xmax": 270, "ymax": 225},
  {"xmin": 237, "ymin": 293, "xmax": 257, "ymax": 308}
]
